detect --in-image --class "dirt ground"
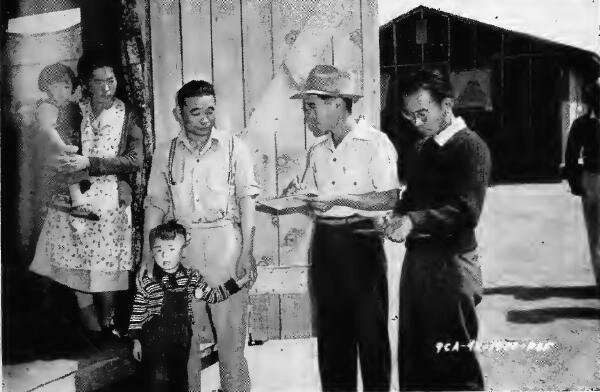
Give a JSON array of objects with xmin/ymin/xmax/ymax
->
[
  {"xmin": 200, "ymin": 183, "xmax": 600, "ymax": 391},
  {"xmin": 4, "ymin": 183, "xmax": 599, "ymax": 391},
  {"xmin": 476, "ymin": 183, "xmax": 600, "ymax": 390}
]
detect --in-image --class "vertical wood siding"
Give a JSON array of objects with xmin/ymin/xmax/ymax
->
[{"xmin": 149, "ymin": 0, "xmax": 380, "ymax": 338}]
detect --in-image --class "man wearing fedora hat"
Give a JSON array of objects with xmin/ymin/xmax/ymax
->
[{"xmin": 285, "ymin": 64, "xmax": 400, "ymax": 391}]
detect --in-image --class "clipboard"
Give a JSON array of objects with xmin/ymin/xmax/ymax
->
[{"xmin": 256, "ymin": 193, "xmax": 318, "ymax": 215}]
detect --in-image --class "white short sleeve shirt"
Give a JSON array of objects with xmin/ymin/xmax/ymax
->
[{"xmin": 301, "ymin": 119, "xmax": 401, "ymax": 218}]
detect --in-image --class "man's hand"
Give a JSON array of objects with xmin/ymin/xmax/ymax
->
[
  {"xmin": 236, "ymin": 252, "xmax": 258, "ymax": 289},
  {"xmin": 236, "ymin": 268, "xmax": 251, "ymax": 288},
  {"xmin": 383, "ymin": 214, "xmax": 413, "ymax": 243},
  {"xmin": 281, "ymin": 175, "xmax": 306, "ymax": 196},
  {"xmin": 373, "ymin": 211, "xmax": 394, "ymax": 232},
  {"xmin": 136, "ymin": 255, "xmax": 154, "ymax": 290},
  {"xmin": 118, "ymin": 181, "xmax": 133, "ymax": 208},
  {"xmin": 132, "ymin": 339, "xmax": 142, "ymax": 362}
]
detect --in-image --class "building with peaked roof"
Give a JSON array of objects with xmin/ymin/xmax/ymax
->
[{"xmin": 380, "ymin": 5, "xmax": 600, "ymax": 181}]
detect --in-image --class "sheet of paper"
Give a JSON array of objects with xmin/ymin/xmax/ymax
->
[{"xmin": 256, "ymin": 193, "xmax": 318, "ymax": 215}]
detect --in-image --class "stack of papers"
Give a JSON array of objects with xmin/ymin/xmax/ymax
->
[{"xmin": 256, "ymin": 194, "xmax": 318, "ymax": 215}]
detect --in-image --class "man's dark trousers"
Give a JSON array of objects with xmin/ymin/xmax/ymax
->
[
  {"xmin": 310, "ymin": 219, "xmax": 391, "ymax": 392},
  {"xmin": 399, "ymin": 241, "xmax": 484, "ymax": 391}
]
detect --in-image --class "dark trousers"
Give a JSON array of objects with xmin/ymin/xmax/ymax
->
[
  {"xmin": 310, "ymin": 220, "xmax": 391, "ymax": 392},
  {"xmin": 399, "ymin": 243, "xmax": 484, "ymax": 391},
  {"xmin": 142, "ymin": 338, "xmax": 190, "ymax": 392}
]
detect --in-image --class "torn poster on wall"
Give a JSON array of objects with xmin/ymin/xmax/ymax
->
[{"xmin": 450, "ymin": 68, "xmax": 493, "ymax": 111}]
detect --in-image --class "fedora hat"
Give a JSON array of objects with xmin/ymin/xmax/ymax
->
[{"xmin": 290, "ymin": 64, "xmax": 362, "ymax": 101}]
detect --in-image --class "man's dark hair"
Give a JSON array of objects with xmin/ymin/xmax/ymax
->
[
  {"xmin": 149, "ymin": 220, "xmax": 187, "ymax": 247},
  {"xmin": 399, "ymin": 68, "xmax": 454, "ymax": 105},
  {"xmin": 176, "ymin": 80, "xmax": 215, "ymax": 108},
  {"xmin": 582, "ymin": 81, "xmax": 600, "ymax": 116},
  {"xmin": 38, "ymin": 63, "xmax": 78, "ymax": 93},
  {"xmin": 315, "ymin": 94, "xmax": 353, "ymax": 114}
]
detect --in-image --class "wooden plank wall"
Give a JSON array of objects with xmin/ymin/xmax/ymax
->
[{"xmin": 149, "ymin": 0, "xmax": 380, "ymax": 339}]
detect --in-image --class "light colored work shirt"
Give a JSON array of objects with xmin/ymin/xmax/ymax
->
[
  {"xmin": 145, "ymin": 127, "xmax": 260, "ymax": 228},
  {"xmin": 301, "ymin": 118, "xmax": 400, "ymax": 218}
]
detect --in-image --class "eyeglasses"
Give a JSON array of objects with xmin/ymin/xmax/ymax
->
[{"xmin": 401, "ymin": 110, "xmax": 428, "ymax": 125}]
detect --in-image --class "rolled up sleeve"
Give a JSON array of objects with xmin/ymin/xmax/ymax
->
[
  {"xmin": 369, "ymin": 135, "xmax": 401, "ymax": 192},
  {"xmin": 233, "ymin": 137, "xmax": 260, "ymax": 199}
]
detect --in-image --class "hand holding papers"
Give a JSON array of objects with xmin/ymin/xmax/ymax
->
[
  {"xmin": 301, "ymin": 194, "xmax": 340, "ymax": 213},
  {"xmin": 382, "ymin": 214, "xmax": 414, "ymax": 243},
  {"xmin": 353, "ymin": 211, "xmax": 391, "ymax": 235},
  {"xmin": 256, "ymin": 193, "xmax": 318, "ymax": 215},
  {"xmin": 281, "ymin": 175, "xmax": 306, "ymax": 197}
]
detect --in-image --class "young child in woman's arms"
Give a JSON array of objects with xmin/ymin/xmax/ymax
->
[{"xmin": 37, "ymin": 63, "xmax": 98, "ymax": 220}]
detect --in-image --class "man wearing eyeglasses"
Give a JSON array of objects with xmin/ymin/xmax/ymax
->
[{"xmin": 382, "ymin": 69, "xmax": 491, "ymax": 391}]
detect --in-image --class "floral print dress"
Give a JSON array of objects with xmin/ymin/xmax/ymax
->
[{"xmin": 30, "ymin": 99, "xmax": 133, "ymax": 292}]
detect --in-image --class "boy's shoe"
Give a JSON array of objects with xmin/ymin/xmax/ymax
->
[{"xmin": 70, "ymin": 205, "xmax": 101, "ymax": 221}]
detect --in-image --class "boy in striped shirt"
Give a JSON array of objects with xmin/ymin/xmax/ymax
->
[{"xmin": 129, "ymin": 220, "xmax": 250, "ymax": 392}]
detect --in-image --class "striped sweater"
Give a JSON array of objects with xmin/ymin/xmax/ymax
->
[{"xmin": 128, "ymin": 264, "xmax": 240, "ymax": 340}]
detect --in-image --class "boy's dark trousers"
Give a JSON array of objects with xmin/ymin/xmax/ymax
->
[
  {"xmin": 310, "ymin": 219, "xmax": 391, "ymax": 392},
  {"xmin": 399, "ymin": 241, "xmax": 484, "ymax": 391},
  {"xmin": 141, "ymin": 286, "xmax": 192, "ymax": 392}
]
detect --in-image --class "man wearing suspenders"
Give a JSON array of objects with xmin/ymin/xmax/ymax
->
[{"xmin": 139, "ymin": 80, "xmax": 259, "ymax": 392}]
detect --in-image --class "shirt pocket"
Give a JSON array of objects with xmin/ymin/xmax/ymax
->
[
  {"xmin": 170, "ymin": 182, "xmax": 194, "ymax": 219},
  {"xmin": 204, "ymin": 167, "xmax": 231, "ymax": 218}
]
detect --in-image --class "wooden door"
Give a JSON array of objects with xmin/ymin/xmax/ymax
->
[{"xmin": 149, "ymin": 0, "xmax": 380, "ymax": 339}]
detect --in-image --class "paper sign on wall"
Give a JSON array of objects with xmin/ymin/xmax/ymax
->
[{"xmin": 450, "ymin": 69, "xmax": 493, "ymax": 111}]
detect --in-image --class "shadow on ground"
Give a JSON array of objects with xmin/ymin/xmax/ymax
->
[
  {"xmin": 506, "ymin": 307, "xmax": 600, "ymax": 324},
  {"xmin": 484, "ymin": 285, "xmax": 599, "ymax": 301},
  {"xmin": 2, "ymin": 264, "xmax": 133, "ymax": 365}
]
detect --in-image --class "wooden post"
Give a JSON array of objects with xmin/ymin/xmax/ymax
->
[
  {"xmin": 446, "ymin": 15, "xmax": 451, "ymax": 67},
  {"xmin": 420, "ymin": 8, "xmax": 424, "ymax": 67},
  {"xmin": 500, "ymin": 32, "xmax": 505, "ymax": 135},
  {"xmin": 472, "ymin": 24, "xmax": 477, "ymax": 67},
  {"xmin": 392, "ymin": 21, "xmax": 398, "ymax": 67},
  {"xmin": 274, "ymin": 131, "xmax": 281, "ymax": 266},
  {"xmin": 181, "ymin": 0, "xmax": 213, "ymax": 83},
  {"xmin": 150, "ymin": 0, "xmax": 183, "ymax": 147}
]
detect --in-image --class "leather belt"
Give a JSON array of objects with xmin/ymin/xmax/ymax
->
[
  {"xmin": 316, "ymin": 215, "xmax": 372, "ymax": 226},
  {"xmin": 184, "ymin": 219, "xmax": 234, "ymax": 229}
]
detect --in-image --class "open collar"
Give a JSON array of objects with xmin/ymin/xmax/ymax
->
[
  {"xmin": 324, "ymin": 117, "xmax": 374, "ymax": 151},
  {"xmin": 433, "ymin": 117, "xmax": 467, "ymax": 146},
  {"xmin": 177, "ymin": 126, "xmax": 225, "ymax": 153}
]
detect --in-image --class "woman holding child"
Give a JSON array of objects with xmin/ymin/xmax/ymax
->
[{"xmin": 30, "ymin": 52, "xmax": 144, "ymax": 336}]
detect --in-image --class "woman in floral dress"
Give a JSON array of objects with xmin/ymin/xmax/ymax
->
[{"xmin": 30, "ymin": 52, "xmax": 144, "ymax": 335}]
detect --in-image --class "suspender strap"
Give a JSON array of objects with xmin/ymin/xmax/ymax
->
[
  {"xmin": 224, "ymin": 136, "xmax": 235, "ymax": 216},
  {"xmin": 167, "ymin": 134, "xmax": 235, "ymax": 216},
  {"xmin": 167, "ymin": 137, "xmax": 178, "ymax": 185}
]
